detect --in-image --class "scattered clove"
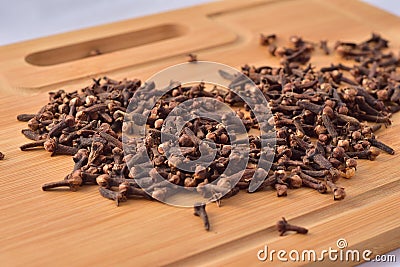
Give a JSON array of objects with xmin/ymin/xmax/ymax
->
[
  {"xmin": 276, "ymin": 217, "xmax": 308, "ymax": 236},
  {"xmin": 194, "ymin": 202, "xmax": 210, "ymax": 231}
]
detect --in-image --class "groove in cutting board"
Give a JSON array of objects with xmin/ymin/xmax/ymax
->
[{"xmin": 25, "ymin": 24, "xmax": 187, "ymax": 66}]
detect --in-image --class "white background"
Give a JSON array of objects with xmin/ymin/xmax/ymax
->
[{"xmin": 0, "ymin": 0, "xmax": 399, "ymax": 266}]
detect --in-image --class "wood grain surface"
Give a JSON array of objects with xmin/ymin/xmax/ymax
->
[{"xmin": 1, "ymin": 0, "xmax": 400, "ymax": 266}]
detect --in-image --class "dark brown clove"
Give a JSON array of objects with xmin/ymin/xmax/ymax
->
[
  {"xmin": 20, "ymin": 140, "xmax": 46, "ymax": 151},
  {"xmin": 326, "ymin": 180, "xmax": 346, "ymax": 200},
  {"xmin": 17, "ymin": 114, "xmax": 36, "ymax": 122},
  {"xmin": 276, "ymin": 217, "xmax": 308, "ymax": 236},
  {"xmin": 194, "ymin": 202, "xmax": 210, "ymax": 231},
  {"xmin": 42, "ymin": 170, "xmax": 83, "ymax": 191},
  {"xmin": 99, "ymin": 186, "xmax": 125, "ymax": 206},
  {"xmin": 368, "ymin": 138, "xmax": 395, "ymax": 155}
]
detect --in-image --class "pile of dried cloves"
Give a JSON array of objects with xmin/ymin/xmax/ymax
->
[{"xmin": 17, "ymin": 33, "xmax": 398, "ymax": 231}]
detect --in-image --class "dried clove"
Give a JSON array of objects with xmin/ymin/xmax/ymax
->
[
  {"xmin": 276, "ymin": 217, "xmax": 308, "ymax": 236},
  {"xmin": 194, "ymin": 202, "xmax": 210, "ymax": 231},
  {"xmin": 17, "ymin": 114, "xmax": 36, "ymax": 122},
  {"xmin": 326, "ymin": 180, "xmax": 346, "ymax": 200}
]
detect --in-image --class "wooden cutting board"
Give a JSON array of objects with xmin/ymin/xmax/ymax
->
[{"xmin": 1, "ymin": 0, "xmax": 400, "ymax": 266}]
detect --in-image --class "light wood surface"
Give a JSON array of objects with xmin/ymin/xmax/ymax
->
[{"xmin": 1, "ymin": 0, "xmax": 400, "ymax": 266}]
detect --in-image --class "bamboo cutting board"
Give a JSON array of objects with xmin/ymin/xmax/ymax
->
[{"xmin": 1, "ymin": 0, "xmax": 400, "ymax": 266}]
